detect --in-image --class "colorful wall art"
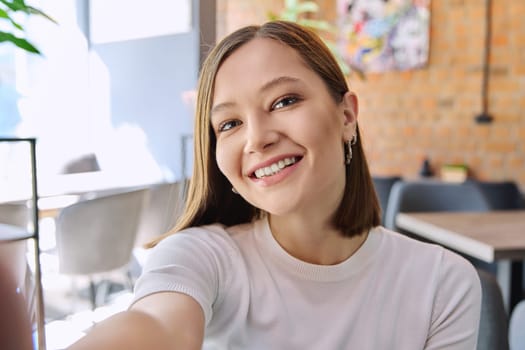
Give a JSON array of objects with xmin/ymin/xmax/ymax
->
[{"xmin": 338, "ymin": 0, "xmax": 431, "ymax": 72}]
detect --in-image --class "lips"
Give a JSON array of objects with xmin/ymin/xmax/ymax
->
[{"xmin": 252, "ymin": 156, "xmax": 300, "ymax": 179}]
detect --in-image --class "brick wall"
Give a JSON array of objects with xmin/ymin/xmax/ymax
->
[{"xmin": 216, "ymin": 0, "xmax": 525, "ymax": 188}]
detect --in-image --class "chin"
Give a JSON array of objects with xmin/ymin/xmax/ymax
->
[{"xmin": 257, "ymin": 204, "xmax": 298, "ymax": 217}]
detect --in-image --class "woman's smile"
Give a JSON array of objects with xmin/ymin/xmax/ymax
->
[
  {"xmin": 249, "ymin": 155, "xmax": 303, "ymax": 186},
  {"xmin": 252, "ymin": 156, "xmax": 300, "ymax": 179}
]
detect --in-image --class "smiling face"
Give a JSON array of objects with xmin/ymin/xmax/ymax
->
[{"xmin": 211, "ymin": 38, "xmax": 357, "ymax": 219}]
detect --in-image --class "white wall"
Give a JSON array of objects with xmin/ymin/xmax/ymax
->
[{"xmin": 8, "ymin": 0, "xmax": 214, "ymax": 187}]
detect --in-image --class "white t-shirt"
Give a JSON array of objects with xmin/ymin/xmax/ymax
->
[{"xmin": 132, "ymin": 218, "xmax": 481, "ymax": 349}]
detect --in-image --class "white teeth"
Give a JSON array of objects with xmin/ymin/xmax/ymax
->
[{"xmin": 254, "ymin": 157, "xmax": 298, "ymax": 179}]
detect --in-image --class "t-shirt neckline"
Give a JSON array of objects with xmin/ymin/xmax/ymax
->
[{"xmin": 254, "ymin": 217, "xmax": 381, "ymax": 282}]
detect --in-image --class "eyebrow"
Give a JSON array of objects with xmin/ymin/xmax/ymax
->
[
  {"xmin": 210, "ymin": 76, "xmax": 302, "ymax": 116},
  {"xmin": 259, "ymin": 76, "xmax": 301, "ymax": 94},
  {"xmin": 210, "ymin": 101, "xmax": 235, "ymax": 116}
]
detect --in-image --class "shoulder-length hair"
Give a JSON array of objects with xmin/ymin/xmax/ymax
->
[{"xmin": 147, "ymin": 21, "xmax": 380, "ymax": 248}]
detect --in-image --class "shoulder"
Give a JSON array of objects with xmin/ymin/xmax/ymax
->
[
  {"xmin": 375, "ymin": 226, "xmax": 481, "ymax": 339},
  {"xmin": 433, "ymin": 246, "xmax": 482, "ymax": 310},
  {"xmin": 375, "ymin": 226, "xmax": 467, "ymax": 263},
  {"xmin": 150, "ymin": 222, "xmax": 253, "ymax": 260},
  {"xmin": 133, "ymin": 222, "xmax": 255, "ymax": 323},
  {"xmin": 374, "ymin": 226, "xmax": 481, "ymax": 294},
  {"xmin": 373, "ymin": 227, "xmax": 481, "ymax": 344},
  {"xmin": 143, "ymin": 221, "xmax": 257, "ymax": 277}
]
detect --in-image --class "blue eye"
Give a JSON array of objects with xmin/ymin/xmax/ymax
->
[
  {"xmin": 218, "ymin": 119, "xmax": 242, "ymax": 132},
  {"xmin": 272, "ymin": 96, "xmax": 299, "ymax": 110}
]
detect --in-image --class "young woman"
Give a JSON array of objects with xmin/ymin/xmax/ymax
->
[{"xmin": 70, "ymin": 21, "xmax": 481, "ymax": 349}]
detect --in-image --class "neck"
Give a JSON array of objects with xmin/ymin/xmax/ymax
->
[{"xmin": 268, "ymin": 214, "xmax": 368, "ymax": 265}]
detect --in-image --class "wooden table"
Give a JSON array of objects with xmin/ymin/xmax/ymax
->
[{"xmin": 396, "ymin": 210, "xmax": 525, "ymax": 312}]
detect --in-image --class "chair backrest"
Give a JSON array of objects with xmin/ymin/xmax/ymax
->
[
  {"xmin": 372, "ymin": 176, "xmax": 401, "ymax": 224},
  {"xmin": 509, "ymin": 300, "xmax": 525, "ymax": 350},
  {"xmin": 470, "ymin": 180, "xmax": 525, "ymax": 210},
  {"xmin": 0, "ymin": 202, "xmax": 30, "ymax": 228},
  {"xmin": 55, "ymin": 188, "xmax": 147, "ymax": 275},
  {"xmin": 384, "ymin": 180, "xmax": 491, "ymax": 230},
  {"xmin": 477, "ymin": 269, "xmax": 509, "ymax": 350},
  {"xmin": 135, "ymin": 181, "xmax": 187, "ymax": 246}
]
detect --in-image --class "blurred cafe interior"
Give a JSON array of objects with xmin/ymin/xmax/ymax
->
[{"xmin": 0, "ymin": 0, "xmax": 524, "ymax": 349}]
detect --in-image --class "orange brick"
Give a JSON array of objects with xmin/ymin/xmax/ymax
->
[
  {"xmin": 507, "ymin": 155, "xmax": 525, "ymax": 171},
  {"xmin": 494, "ymin": 113, "xmax": 522, "ymax": 123},
  {"xmin": 486, "ymin": 141, "xmax": 517, "ymax": 153},
  {"xmin": 517, "ymin": 126, "xmax": 525, "ymax": 139},
  {"xmin": 491, "ymin": 125, "xmax": 513, "ymax": 139},
  {"xmin": 487, "ymin": 155, "xmax": 505, "ymax": 169}
]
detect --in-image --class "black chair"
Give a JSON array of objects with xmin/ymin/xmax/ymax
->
[
  {"xmin": 477, "ymin": 269, "xmax": 509, "ymax": 350},
  {"xmin": 372, "ymin": 176, "xmax": 401, "ymax": 225},
  {"xmin": 470, "ymin": 180, "xmax": 525, "ymax": 210},
  {"xmin": 384, "ymin": 180, "xmax": 492, "ymax": 231}
]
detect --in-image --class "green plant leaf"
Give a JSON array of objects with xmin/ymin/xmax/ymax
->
[
  {"xmin": 0, "ymin": 0, "xmax": 15, "ymax": 11},
  {"xmin": 284, "ymin": 0, "xmax": 298, "ymax": 10},
  {"xmin": 281, "ymin": 11, "xmax": 297, "ymax": 21},
  {"xmin": 1, "ymin": 0, "xmax": 53, "ymax": 22},
  {"xmin": 0, "ymin": 0, "xmax": 25, "ymax": 12},
  {"xmin": 0, "ymin": 8, "xmax": 24, "ymax": 30},
  {"xmin": 296, "ymin": 1, "xmax": 319, "ymax": 14},
  {"xmin": 281, "ymin": 0, "xmax": 318, "ymax": 20},
  {"xmin": 0, "ymin": 0, "xmax": 55, "ymax": 55},
  {"xmin": 0, "ymin": 30, "xmax": 40, "ymax": 53},
  {"xmin": 26, "ymin": 5, "xmax": 57, "ymax": 23},
  {"xmin": 0, "ymin": 8, "xmax": 10, "ymax": 18},
  {"xmin": 267, "ymin": 11, "xmax": 279, "ymax": 21},
  {"xmin": 298, "ymin": 18, "xmax": 336, "ymax": 33}
]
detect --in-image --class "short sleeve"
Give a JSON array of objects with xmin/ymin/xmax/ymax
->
[
  {"xmin": 425, "ymin": 249, "xmax": 482, "ymax": 349},
  {"xmin": 130, "ymin": 225, "xmax": 235, "ymax": 325}
]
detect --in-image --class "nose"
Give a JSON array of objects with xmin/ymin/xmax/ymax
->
[{"xmin": 243, "ymin": 111, "xmax": 280, "ymax": 154}]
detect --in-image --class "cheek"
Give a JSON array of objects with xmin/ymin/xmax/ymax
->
[
  {"xmin": 215, "ymin": 144, "xmax": 228, "ymax": 175},
  {"xmin": 302, "ymin": 115, "xmax": 346, "ymax": 161},
  {"xmin": 215, "ymin": 140, "xmax": 237, "ymax": 181},
  {"xmin": 300, "ymin": 117, "xmax": 342, "ymax": 147}
]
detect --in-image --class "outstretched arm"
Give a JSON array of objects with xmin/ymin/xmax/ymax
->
[{"xmin": 69, "ymin": 292, "xmax": 204, "ymax": 350}]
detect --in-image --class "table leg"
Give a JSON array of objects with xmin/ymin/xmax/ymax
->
[
  {"xmin": 511, "ymin": 261, "xmax": 523, "ymax": 312},
  {"xmin": 497, "ymin": 260, "xmax": 511, "ymax": 313},
  {"xmin": 496, "ymin": 260, "xmax": 524, "ymax": 314}
]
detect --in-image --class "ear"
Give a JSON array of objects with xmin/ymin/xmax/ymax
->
[{"xmin": 341, "ymin": 91, "xmax": 358, "ymax": 140}]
